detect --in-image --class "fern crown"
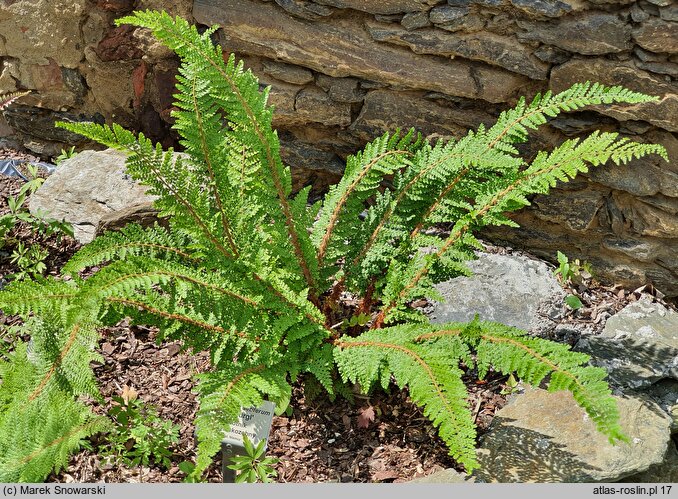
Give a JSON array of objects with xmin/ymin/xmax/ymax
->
[{"xmin": 0, "ymin": 10, "xmax": 667, "ymax": 481}]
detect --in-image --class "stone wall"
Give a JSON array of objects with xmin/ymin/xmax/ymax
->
[{"xmin": 0, "ymin": 0, "xmax": 676, "ymax": 296}]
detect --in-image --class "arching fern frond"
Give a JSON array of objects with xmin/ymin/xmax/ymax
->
[
  {"xmin": 62, "ymin": 223, "xmax": 198, "ymax": 275},
  {"xmin": 0, "ymin": 315, "xmax": 110, "ymax": 482},
  {"xmin": 334, "ymin": 324, "xmax": 477, "ymax": 470},
  {"xmin": 414, "ymin": 319, "xmax": 627, "ymax": 443}
]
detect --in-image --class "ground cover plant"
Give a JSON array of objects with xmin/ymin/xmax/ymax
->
[{"xmin": 0, "ymin": 11, "xmax": 669, "ymax": 482}]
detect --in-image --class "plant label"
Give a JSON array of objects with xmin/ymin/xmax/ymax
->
[
  {"xmin": 222, "ymin": 400, "xmax": 276, "ymax": 447},
  {"xmin": 221, "ymin": 401, "xmax": 276, "ymax": 482}
]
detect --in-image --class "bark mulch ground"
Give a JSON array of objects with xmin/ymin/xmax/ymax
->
[{"xmin": 0, "ymin": 153, "xmax": 674, "ymax": 483}]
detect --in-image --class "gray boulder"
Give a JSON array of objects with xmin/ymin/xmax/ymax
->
[
  {"xmin": 428, "ymin": 253, "xmax": 565, "ymax": 332},
  {"xmin": 475, "ymin": 387, "xmax": 672, "ymax": 482},
  {"xmin": 29, "ymin": 148, "xmax": 159, "ymax": 244},
  {"xmin": 576, "ymin": 297, "xmax": 678, "ymax": 390}
]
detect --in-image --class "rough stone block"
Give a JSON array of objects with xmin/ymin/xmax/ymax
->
[
  {"xmin": 262, "ymin": 60, "xmax": 314, "ymax": 85},
  {"xmin": 633, "ymin": 19, "xmax": 678, "ymax": 54},
  {"xmin": 366, "ymin": 21, "xmax": 549, "ymax": 79},
  {"xmin": 0, "ymin": 0, "xmax": 87, "ymax": 67},
  {"xmin": 475, "ymin": 387, "xmax": 672, "ymax": 482},
  {"xmin": 550, "ymin": 59, "xmax": 678, "ymax": 133},
  {"xmin": 316, "ymin": 74, "xmax": 365, "ymax": 102},
  {"xmin": 517, "ymin": 13, "xmax": 632, "ymax": 55},
  {"xmin": 194, "ymin": 0, "xmax": 529, "ymax": 102},
  {"xmin": 428, "ymin": 253, "xmax": 565, "ymax": 332},
  {"xmin": 312, "ymin": 0, "xmax": 435, "ymax": 15},
  {"xmin": 350, "ymin": 89, "xmax": 488, "ymax": 141},
  {"xmin": 294, "ymin": 87, "xmax": 352, "ymax": 126},
  {"xmin": 576, "ymin": 297, "xmax": 678, "ymax": 389},
  {"xmin": 509, "ymin": 0, "xmax": 576, "ymax": 18},
  {"xmin": 29, "ymin": 148, "xmax": 160, "ymax": 243}
]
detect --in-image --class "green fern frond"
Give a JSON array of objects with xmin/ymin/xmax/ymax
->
[
  {"xmin": 115, "ymin": 10, "xmax": 319, "ymax": 297},
  {"xmin": 0, "ymin": 314, "xmax": 109, "ymax": 482},
  {"xmin": 414, "ymin": 320, "xmax": 627, "ymax": 443},
  {"xmin": 334, "ymin": 325, "xmax": 478, "ymax": 470},
  {"xmin": 62, "ymin": 223, "xmax": 198, "ymax": 275},
  {"xmin": 0, "ymin": 392, "xmax": 110, "ymax": 482},
  {"xmin": 0, "ymin": 277, "xmax": 80, "ymax": 318},
  {"xmin": 314, "ymin": 130, "xmax": 419, "ymax": 283}
]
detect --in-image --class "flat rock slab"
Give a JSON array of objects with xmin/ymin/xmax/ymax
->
[
  {"xmin": 475, "ymin": 387, "xmax": 672, "ymax": 482},
  {"xmin": 29, "ymin": 148, "xmax": 158, "ymax": 244},
  {"xmin": 576, "ymin": 297, "xmax": 678, "ymax": 389},
  {"xmin": 428, "ymin": 253, "xmax": 565, "ymax": 332}
]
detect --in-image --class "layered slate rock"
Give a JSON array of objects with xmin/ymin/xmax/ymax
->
[
  {"xmin": 550, "ymin": 59, "xmax": 678, "ymax": 133},
  {"xmin": 0, "ymin": 0, "xmax": 87, "ymax": 68},
  {"xmin": 632, "ymin": 19, "xmax": 678, "ymax": 54},
  {"xmin": 193, "ymin": 0, "xmax": 529, "ymax": 103},
  {"xmin": 366, "ymin": 21, "xmax": 549, "ymax": 79},
  {"xmin": 517, "ymin": 13, "xmax": 632, "ymax": 55},
  {"xmin": 95, "ymin": 202, "xmax": 164, "ymax": 237},
  {"xmin": 575, "ymin": 297, "xmax": 678, "ymax": 390},
  {"xmin": 644, "ymin": 379, "xmax": 678, "ymax": 434},
  {"xmin": 428, "ymin": 253, "xmax": 565, "ymax": 332},
  {"xmin": 475, "ymin": 387, "xmax": 672, "ymax": 482},
  {"xmin": 312, "ymin": 0, "xmax": 435, "ymax": 15},
  {"xmin": 29, "ymin": 149, "xmax": 158, "ymax": 243}
]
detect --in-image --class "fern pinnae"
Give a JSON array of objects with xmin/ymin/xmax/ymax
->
[
  {"xmin": 315, "ymin": 142, "xmax": 413, "ymax": 266},
  {"xmin": 193, "ymin": 362, "xmax": 279, "ymax": 476},
  {"xmin": 416, "ymin": 323, "xmax": 626, "ymax": 442},
  {"xmin": 185, "ymin": 74, "xmax": 239, "ymax": 256},
  {"xmin": 27, "ymin": 323, "xmax": 82, "ymax": 402},
  {"xmin": 334, "ymin": 331, "xmax": 478, "ymax": 469},
  {"xmin": 118, "ymin": 12, "xmax": 319, "ymax": 294},
  {"xmin": 58, "ymin": 122, "xmax": 235, "ymax": 259},
  {"xmin": 105, "ymin": 296, "xmax": 246, "ymax": 339},
  {"xmin": 0, "ymin": 278, "xmax": 80, "ymax": 318},
  {"xmin": 80, "ymin": 260, "xmax": 261, "ymax": 309},
  {"xmin": 376, "ymin": 130, "xmax": 668, "ymax": 324},
  {"xmin": 5, "ymin": 11, "xmax": 665, "ymax": 479},
  {"xmin": 62, "ymin": 224, "xmax": 198, "ymax": 275}
]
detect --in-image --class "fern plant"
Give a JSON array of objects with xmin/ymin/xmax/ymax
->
[{"xmin": 0, "ymin": 10, "xmax": 668, "ymax": 481}]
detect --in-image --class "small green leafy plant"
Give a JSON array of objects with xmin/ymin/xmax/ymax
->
[
  {"xmin": 55, "ymin": 146, "xmax": 77, "ymax": 166},
  {"xmin": 554, "ymin": 250, "xmax": 593, "ymax": 284},
  {"xmin": 554, "ymin": 251, "xmax": 592, "ymax": 310},
  {"xmin": 0, "ymin": 162, "xmax": 73, "ymax": 251},
  {"xmin": 564, "ymin": 294, "xmax": 584, "ymax": 310},
  {"xmin": 8, "ymin": 242, "xmax": 48, "ymax": 280},
  {"xmin": 103, "ymin": 387, "xmax": 179, "ymax": 469},
  {"xmin": 0, "ymin": 11, "xmax": 668, "ymax": 482},
  {"xmin": 226, "ymin": 435, "xmax": 278, "ymax": 483}
]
